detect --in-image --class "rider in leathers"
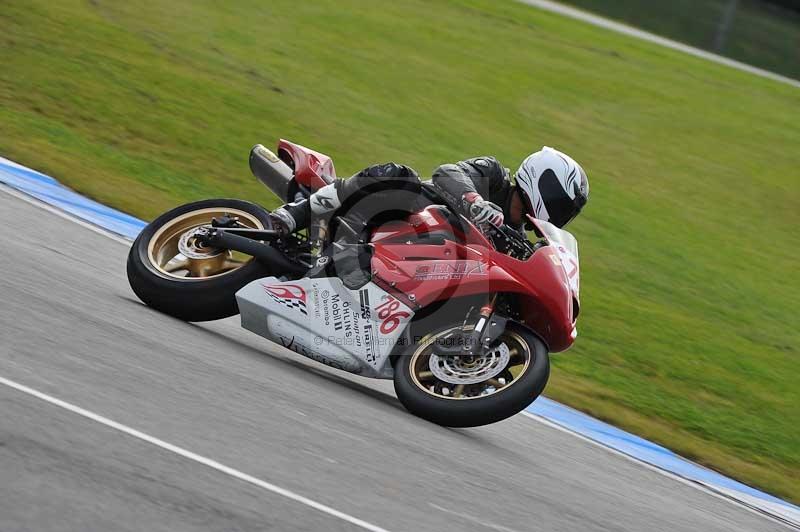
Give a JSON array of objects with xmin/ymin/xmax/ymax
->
[
  {"xmin": 270, "ymin": 148, "xmax": 588, "ymax": 236},
  {"xmin": 431, "ymin": 156, "xmax": 522, "ymax": 230},
  {"xmin": 269, "ymin": 149, "xmax": 589, "ymax": 287}
]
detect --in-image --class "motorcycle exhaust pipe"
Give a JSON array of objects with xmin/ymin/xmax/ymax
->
[{"xmin": 249, "ymin": 144, "xmax": 294, "ymax": 202}]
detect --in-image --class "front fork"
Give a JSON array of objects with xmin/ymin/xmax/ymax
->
[
  {"xmin": 434, "ymin": 294, "xmax": 508, "ymax": 357},
  {"xmin": 467, "ymin": 294, "xmax": 508, "ymax": 355}
]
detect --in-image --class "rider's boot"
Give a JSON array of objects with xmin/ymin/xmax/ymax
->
[{"xmin": 270, "ymin": 163, "xmax": 419, "ymax": 234}]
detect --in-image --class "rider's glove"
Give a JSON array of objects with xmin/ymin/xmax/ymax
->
[
  {"xmin": 464, "ymin": 192, "xmax": 504, "ymax": 227},
  {"xmin": 269, "ymin": 207, "xmax": 296, "ymax": 235}
]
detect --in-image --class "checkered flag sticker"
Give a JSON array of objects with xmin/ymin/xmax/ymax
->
[{"xmin": 263, "ymin": 283, "xmax": 308, "ymax": 316}]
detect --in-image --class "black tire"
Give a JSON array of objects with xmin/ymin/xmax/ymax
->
[
  {"xmin": 394, "ymin": 321, "xmax": 550, "ymax": 427},
  {"xmin": 126, "ymin": 198, "xmax": 274, "ymax": 322}
]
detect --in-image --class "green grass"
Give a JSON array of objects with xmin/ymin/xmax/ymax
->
[
  {"xmin": 2, "ymin": 0, "xmax": 799, "ymax": 503},
  {"xmin": 559, "ymin": 0, "xmax": 800, "ymax": 80}
]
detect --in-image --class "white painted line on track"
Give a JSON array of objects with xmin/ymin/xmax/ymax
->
[
  {"xmin": 516, "ymin": 0, "xmax": 800, "ymax": 89},
  {"xmin": 0, "ymin": 374, "xmax": 392, "ymax": 532}
]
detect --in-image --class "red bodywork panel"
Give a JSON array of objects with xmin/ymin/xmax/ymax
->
[
  {"xmin": 370, "ymin": 207, "xmax": 577, "ymax": 352},
  {"xmin": 277, "ymin": 139, "xmax": 336, "ymax": 191}
]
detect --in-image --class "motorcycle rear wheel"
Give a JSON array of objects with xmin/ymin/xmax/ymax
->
[
  {"xmin": 394, "ymin": 321, "xmax": 549, "ymax": 427},
  {"xmin": 127, "ymin": 198, "xmax": 274, "ymax": 321}
]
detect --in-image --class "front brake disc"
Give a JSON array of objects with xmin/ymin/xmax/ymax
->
[{"xmin": 428, "ymin": 342, "xmax": 510, "ymax": 385}]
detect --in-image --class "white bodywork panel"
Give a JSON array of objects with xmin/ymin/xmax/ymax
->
[
  {"xmin": 236, "ymin": 277, "xmax": 414, "ymax": 378},
  {"xmin": 531, "ymin": 217, "xmax": 580, "ymax": 340},
  {"xmin": 532, "ymin": 218, "xmax": 580, "ymax": 298}
]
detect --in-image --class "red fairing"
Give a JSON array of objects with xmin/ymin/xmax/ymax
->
[
  {"xmin": 370, "ymin": 206, "xmax": 576, "ymax": 352},
  {"xmin": 277, "ymin": 139, "xmax": 336, "ymax": 191}
]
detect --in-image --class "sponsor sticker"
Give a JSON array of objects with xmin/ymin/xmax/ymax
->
[
  {"xmin": 263, "ymin": 284, "xmax": 308, "ymax": 315},
  {"xmin": 414, "ymin": 261, "xmax": 487, "ymax": 281}
]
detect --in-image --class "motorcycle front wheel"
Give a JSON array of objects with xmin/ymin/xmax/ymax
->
[
  {"xmin": 127, "ymin": 198, "xmax": 274, "ymax": 321},
  {"xmin": 394, "ymin": 321, "xmax": 550, "ymax": 427}
]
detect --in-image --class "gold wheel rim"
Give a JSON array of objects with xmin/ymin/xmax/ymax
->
[
  {"xmin": 147, "ymin": 207, "xmax": 264, "ymax": 281},
  {"xmin": 409, "ymin": 328, "xmax": 531, "ymax": 400}
]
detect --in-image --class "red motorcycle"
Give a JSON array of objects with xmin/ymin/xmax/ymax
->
[{"xmin": 127, "ymin": 140, "xmax": 581, "ymax": 426}]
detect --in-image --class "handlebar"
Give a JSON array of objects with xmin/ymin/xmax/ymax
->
[{"xmin": 481, "ymin": 223, "xmax": 537, "ymax": 260}]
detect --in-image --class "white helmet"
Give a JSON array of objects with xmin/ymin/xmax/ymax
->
[{"xmin": 514, "ymin": 146, "xmax": 589, "ymax": 228}]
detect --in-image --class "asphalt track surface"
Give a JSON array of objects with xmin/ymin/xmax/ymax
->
[{"xmin": 0, "ymin": 187, "xmax": 784, "ymax": 532}]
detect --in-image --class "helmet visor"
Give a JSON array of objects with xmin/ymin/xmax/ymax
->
[{"xmin": 539, "ymin": 170, "xmax": 586, "ymax": 228}]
